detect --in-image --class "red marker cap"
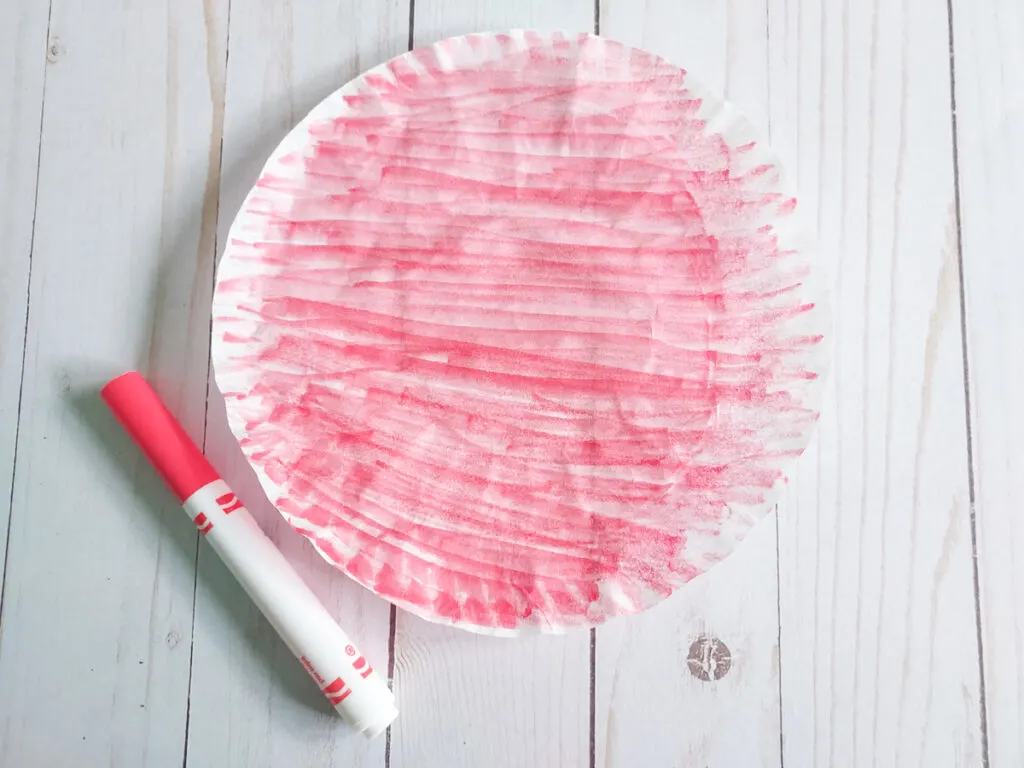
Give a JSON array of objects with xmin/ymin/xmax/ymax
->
[{"xmin": 102, "ymin": 372, "xmax": 219, "ymax": 502}]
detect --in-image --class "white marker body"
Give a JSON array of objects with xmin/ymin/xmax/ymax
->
[{"xmin": 183, "ymin": 479, "xmax": 398, "ymax": 737}]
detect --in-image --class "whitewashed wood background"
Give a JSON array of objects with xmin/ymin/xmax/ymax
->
[{"xmin": 0, "ymin": 0, "xmax": 1018, "ymax": 766}]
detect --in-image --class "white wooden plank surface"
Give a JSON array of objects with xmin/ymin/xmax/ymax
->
[
  {"xmin": 392, "ymin": 619, "xmax": 591, "ymax": 768},
  {"xmin": 594, "ymin": 4, "xmax": 784, "ymax": 767},
  {"xmin": 0, "ymin": 0, "xmax": 227, "ymax": 764},
  {"xmin": 412, "ymin": 0, "xmax": 596, "ymax": 45},
  {"xmin": 389, "ymin": 7, "xmax": 596, "ymax": 768},
  {"xmin": 951, "ymin": 0, "xmax": 1024, "ymax": 763},
  {"xmin": 185, "ymin": 3, "xmax": 409, "ymax": 766},
  {"xmin": 0, "ymin": 0, "xmax": 49, "ymax": 585},
  {"xmin": 0, "ymin": 0, "xmax": 1018, "ymax": 764},
  {"xmin": 596, "ymin": 523, "xmax": 782, "ymax": 768},
  {"xmin": 769, "ymin": 1, "xmax": 985, "ymax": 765}
]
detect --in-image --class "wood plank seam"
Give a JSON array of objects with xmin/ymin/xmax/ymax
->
[
  {"xmin": 181, "ymin": 0, "xmax": 234, "ymax": 763},
  {"xmin": 407, "ymin": 0, "xmax": 415, "ymax": 53},
  {"xmin": 186, "ymin": 6, "xmax": 404, "ymax": 763},
  {"xmin": 949, "ymin": 0, "xmax": 1024, "ymax": 758},
  {"xmin": 770, "ymin": 0, "xmax": 984, "ymax": 763},
  {"xmin": 944, "ymin": 0, "xmax": 990, "ymax": 765},
  {"xmin": 386, "ymin": 9, "xmax": 415, "ymax": 767},
  {"xmin": 764, "ymin": 6, "xmax": 786, "ymax": 766},
  {"xmin": 589, "ymin": 628, "xmax": 596, "ymax": 768},
  {"xmin": 0, "ymin": 0, "xmax": 55, "ymax": 641},
  {"xmin": 774, "ymin": 506, "xmax": 785, "ymax": 767},
  {"xmin": 384, "ymin": 603, "xmax": 398, "ymax": 768}
]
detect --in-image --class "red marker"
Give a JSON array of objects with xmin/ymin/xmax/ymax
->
[{"xmin": 102, "ymin": 372, "xmax": 398, "ymax": 737}]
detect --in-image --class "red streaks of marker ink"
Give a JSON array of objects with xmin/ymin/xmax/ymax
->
[{"xmin": 212, "ymin": 33, "xmax": 827, "ymax": 632}]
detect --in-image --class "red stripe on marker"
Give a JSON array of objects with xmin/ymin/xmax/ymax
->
[
  {"xmin": 216, "ymin": 493, "xmax": 244, "ymax": 514},
  {"xmin": 323, "ymin": 677, "xmax": 346, "ymax": 694}
]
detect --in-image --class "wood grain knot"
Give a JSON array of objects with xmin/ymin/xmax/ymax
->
[
  {"xmin": 686, "ymin": 635, "xmax": 732, "ymax": 681},
  {"xmin": 47, "ymin": 37, "xmax": 65, "ymax": 63}
]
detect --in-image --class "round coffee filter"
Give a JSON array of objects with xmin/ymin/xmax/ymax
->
[{"xmin": 212, "ymin": 31, "xmax": 829, "ymax": 634}]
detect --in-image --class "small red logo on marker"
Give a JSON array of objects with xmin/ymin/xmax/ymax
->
[
  {"xmin": 352, "ymin": 655, "xmax": 373, "ymax": 678},
  {"xmin": 299, "ymin": 655, "xmax": 324, "ymax": 685},
  {"xmin": 216, "ymin": 492, "xmax": 244, "ymax": 514},
  {"xmin": 193, "ymin": 513, "xmax": 213, "ymax": 535}
]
